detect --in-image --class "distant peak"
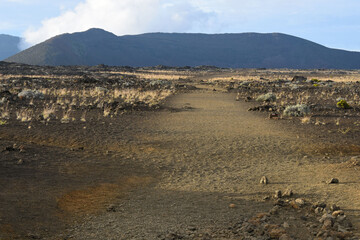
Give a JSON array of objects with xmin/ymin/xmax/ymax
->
[
  {"xmin": 83, "ymin": 28, "xmax": 116, "ymax": 36},
  {"xmin": 85, "ymin": 28, "xmax": 109, "ymax": 33}
]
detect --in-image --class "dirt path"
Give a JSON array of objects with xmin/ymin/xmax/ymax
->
[
  {"xmin": 1, "ymin": 90, "xmax": 359, "ymax": 239},
  {"xmin": 56, "ymin": 91, "xmax": 358, "ymax": 239}
]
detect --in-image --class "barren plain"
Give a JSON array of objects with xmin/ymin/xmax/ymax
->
[{"xmin": 0, "ymin": 63, "xmax": 359, "ymax": 239}]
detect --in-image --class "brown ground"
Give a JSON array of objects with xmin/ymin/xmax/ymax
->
[{"xmin": 1, "ymin": 86, "xmax": 360, "ymax": 239}]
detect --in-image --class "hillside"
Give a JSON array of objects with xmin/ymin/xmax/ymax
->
[
  {"xmin": 0, "ymin": 34, "xmax": 21, "ymax": 60},
  {"xmin": 5, "ymin": 28, "xmax": 360, "ymax": 69}
]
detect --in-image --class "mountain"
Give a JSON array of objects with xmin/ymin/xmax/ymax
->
[
  {"xmin": 5, "ymin": 28, "xmax": 360, "ymax": 69},
  {"xmin": 0, "ymin": 34, "xmax": 21, "ymax": 60}
]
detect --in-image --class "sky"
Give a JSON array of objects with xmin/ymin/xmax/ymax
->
[{"xmin": 1, "ymin": 0, "xmax": 360, "ymax": 51}]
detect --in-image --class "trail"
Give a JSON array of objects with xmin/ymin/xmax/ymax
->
[
  {"xmin": 146, "ymin": 91, "xmax": 303, "ymax": 194},
  {"xmin": 1, "ymin": 90, "xmax": 359, "ymax": 239},
  {"xmin": 63, "ymin": 91, "xmax": 359, "ymax": 239}
]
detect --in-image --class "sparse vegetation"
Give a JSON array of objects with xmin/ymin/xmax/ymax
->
[
  {"xmin": 16, "ymin": 108, "xmax": 33, "ymax": 122},
  {"xmin": 42, "ymin": 105, "xmax": 56, "ymax": 121},
  {"xmin": 301, "ymin": 116, "xmax": 311, "ymax": 124},
  {"xmin": 0, "ymin": 105, "xmax": 10, "ymax": 120},
  {"xmin": 235, "ymin": 70, "xmax": 360, "ymax": 130},
  {"xmin": 0, "ymin": 64, "xmax": 175, "ymax": 124},
  {"xmin": 1, "ymin": 63, "xmax": 360, "ymax": 240},
  {"xmin": 283, "ymin": 104, "xmax": 310, "ymax": 117},
  {"xmin": 337, "ymin": 99, "xmax": 351, "ymax": 109},
  {"xmin": 60, "ymin": 109, "xmax": 73, "ymax": 124},
  {"xmin": 256, "ymin": 93, "xmax": 276, "ymax": 102}
]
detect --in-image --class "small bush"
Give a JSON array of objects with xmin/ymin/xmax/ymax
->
[
  {"xmin": 18, "ymin": 90, "xmax": 44, "ymax": 99},
  {"xmin": 42, "ymin": 105, "xmax": 56, "ymax": 120},
  {"xmin": 337, "ymin": 100, "xmax": 351, "ymax": 109},
  {"xmin": 16, "ymin": 108, "xmax": 33, "ymax": 122},
  {"xmin": 0, "ymin": 107, "xmax": 10, "ymax": 120},
  {"xmin": 0, "ymin": 97, "xmax": 6, "ymax": 105},
  {"xmin": 301, "ymin": 116, "xmax": 311, "ymax": 124},
  {"xmin": 283, "ymin": 104, "xmax": 310, "ymax": 117},
  {"xmin": 256, "ymin": 93, "xmax": 276, "ymax": 102}
]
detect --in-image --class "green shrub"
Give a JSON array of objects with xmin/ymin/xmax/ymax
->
[
  {"xmin": 337, "ymin": 100, "xmax": 351, "ymax": 109},
  {"xmin": 312, "ymin": 79, "xmax": 321, "ymax": 83}
]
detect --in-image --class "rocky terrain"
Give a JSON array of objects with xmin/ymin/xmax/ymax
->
[{"xmin": 0, "ymin": 62, "xmax": 359, "ymax": 239}]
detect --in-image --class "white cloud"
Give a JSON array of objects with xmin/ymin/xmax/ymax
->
[
  {"xmin": 23, "ymin": 0, "xmax": 216, "ymax": 46},
  {"xmin": 22, "ymin": 0, "xmax": 360, "ymax": 50}
]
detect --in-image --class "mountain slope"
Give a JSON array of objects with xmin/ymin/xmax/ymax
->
[
  {"xmin": 0, "ymin": 34, "xmax": 21, "ymax": 60},
  {"xmin": 5, "ymin": 28, "xmax": 360, "ymax": 69}
]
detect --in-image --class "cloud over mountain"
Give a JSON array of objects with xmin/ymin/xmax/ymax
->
[
  {"xmin": 21, "ymin": 0, "xmax": 360, "ymax": 51},
  {"xmin": 23, "ymin": 0, "xmax": 216, "ymax": 46}
]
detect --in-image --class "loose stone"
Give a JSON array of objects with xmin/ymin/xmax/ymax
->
[
  {"xmin": 260, "ymin": 176, "xmax": 268, "ymax": 184},
  {"xmin": 327, "ymin": 178, "xmax": 339, "ymax": 184},
  {"xmin": 274, "ymin": 190, "xmax": 282, "ymax": 199},
  {"xmin": 283, "ymin": 189, "xmax": 293, "ymax": 197}
]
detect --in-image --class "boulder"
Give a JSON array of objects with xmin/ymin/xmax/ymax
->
[{"xmin": 292, "ymin": 76, "xmax": 307, "ymax": 82}]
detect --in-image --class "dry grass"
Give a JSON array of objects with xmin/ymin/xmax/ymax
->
[
  {"xmin": 16, "ymin": 108, "xmax": 33, "ymax": 122},
  {"xmin": 197, "ymin": 69, "xmax": 360, "ymax": 83},
  {"xmin": 2, "ymin": 69, "xmax": 360, "ymax": 86},
  {"xmin": 40, "ymin": 87, "xmax": 172, "ymax": 106},
  {"xmin": 103, "ymin": 106, "xmax": 111, "ymax": 117},
  {"xmin": 3, "ymin": 68, "xmax": 360, "ymax": 125},
  {"xmin": 301, "ymin": 116, "xmax": 311, "ymax": 124},
  {"xmin": 104, "ymin": 71, "xmax": 192, "ymax": 80},
  {"xmin": 0, "ymin": 74, "xmax": 83, "ymax": 80},
  {"xmin": 2, "ymin": 87, "xmax": 173, "ymax": 123},
  {"xmin": 116, "ymin": 89, "xmax": 172, "ymax": 106},
  {"xmin": 42, "ymin": 104, "xmax": 56, "ymax": 120},
  {"xmin": 0, "ymin": 104, "xmax": 10, "ymax": 120},
  {"xmin": 60, "ymin": 109, "xmax": 73, "ymax": 123}
]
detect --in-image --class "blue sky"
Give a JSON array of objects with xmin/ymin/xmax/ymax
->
[
  {"xmin": 1, "ymin": 0, "xmax": 360, "ymax": 51},
  {"xmin": 0, "ymin": 0, "xmax": 77, "ymax": 34}
]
